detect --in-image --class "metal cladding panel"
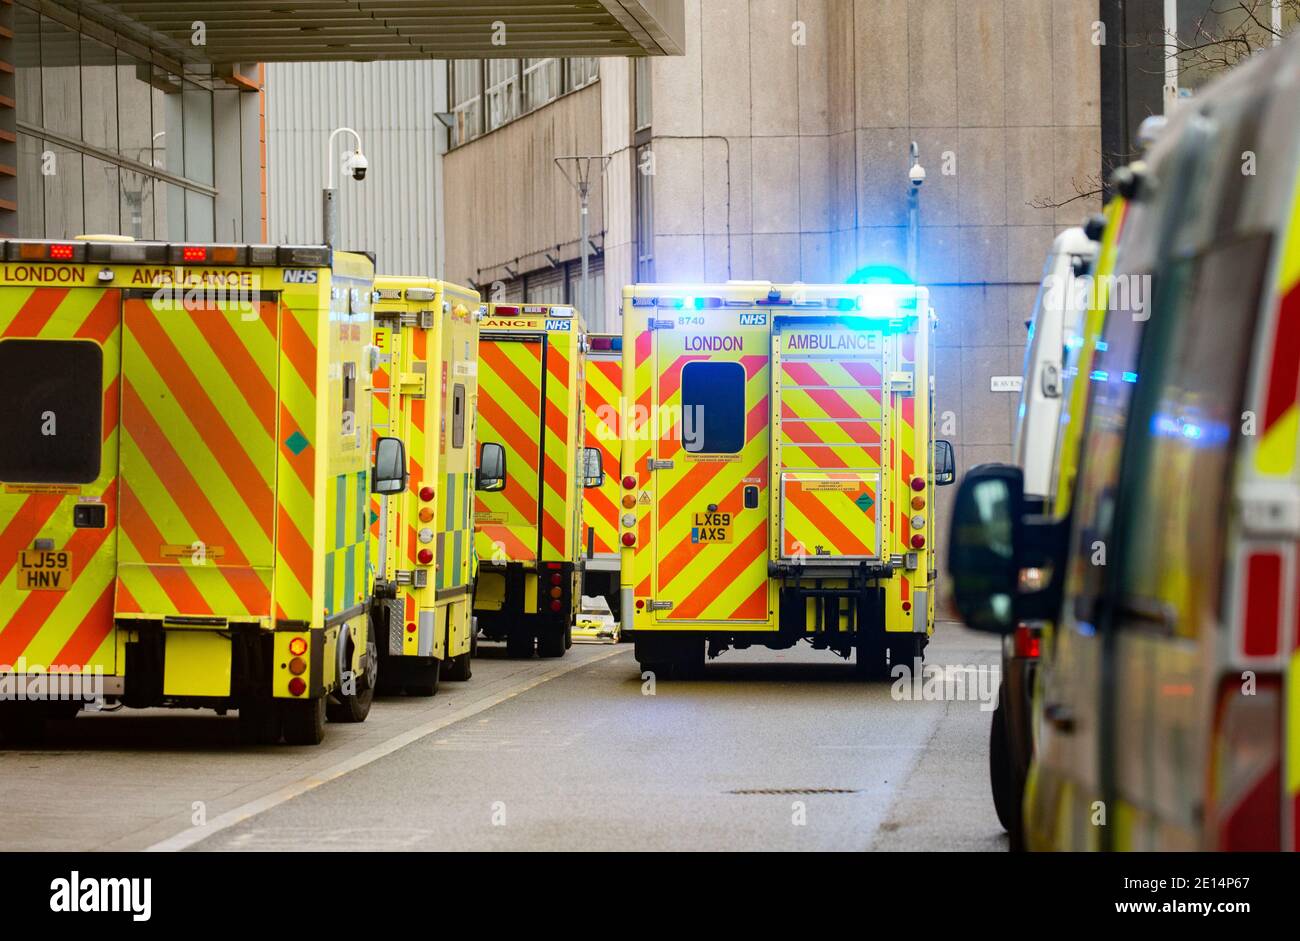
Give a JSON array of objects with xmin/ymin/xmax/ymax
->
[{"xmin": 266, "ymin": 61, "xmax": 445, "ymax": 277}]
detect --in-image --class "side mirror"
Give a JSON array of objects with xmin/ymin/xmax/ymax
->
[
  {"xmin": 372, "ymin": 436, "xmax": 407, "ymax": 494},
  {"xmin": 947, "ymin": 464, "xmax": 1023, "ymax": 634},
  {"xmin": 476, "ymin": 442, "xmax": 506, "ymax": 492},
  {"xmin": 934, "ymin": 439, "xmax": 957, "ymax": 486},
  {"xmin": 582, "ymin": 447, "xmax": 605, "ymax": 488},
  {"xmin": 947, "ymin": 463, "xmax": 1069, "ymax": 635}
]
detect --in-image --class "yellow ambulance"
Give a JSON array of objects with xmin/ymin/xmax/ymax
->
[
  {"xmin": 0, "ymin": 239, "xmax": 379, "ymax": 745},
  {"xmin": 619, "ymin": 282, "xmax": 955, "ymax": 677},
  {"xmin": 368, "ymin": 278, "xmax": 481, "ymax": 695},
  {"xmin": 472, "ymin": 303, "xmax": 601, "ymax": 658}
]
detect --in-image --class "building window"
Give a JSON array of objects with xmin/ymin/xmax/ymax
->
[
  {"xmin": 567, "ymin": 57, "xmax": 599, "ymax": 91},
  {"xmin": 450, "ymin": 60, "xmax": 484, "ymax": 148},
  {"xmin": 14, "ymin": 7, "xmax": 221, "ymax": 241},
  {"xmin": 634, "ymin": 143, "xmax": 655, "ymax": 283},
  {"xmin": 523, "ymin": 58, "xmax": 561, "ymax": 112},
  {"xmin": 448, "ymin": 57, "xmax": 600, "ymax": 147},
  {"xmin": 634, "ymin": 57, "xmax": 653, "ymax": 131},
  {"xmin": 484, "ymin": 59, "xmax": 520, "ymax": 132}
]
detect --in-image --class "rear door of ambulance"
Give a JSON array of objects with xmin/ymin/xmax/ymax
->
[
  {"xmin": 0, "ymin": 277, "xmax": 122, "ymax": 676},
  {"xmin": 774, "ymin": 319, "xmax": 885, "ymax": 567},
  {"xmin": 475, "ymin": 325, "xmax": 545, "ymax": 564},
  {"xmin": 583, "ymin": 342, "xmax": 622, "ymax": 567},
  {"xmin": 651, "ymin": 307, "xmax": 770, "ymax": 624},
  {"xmin": 114, "ymin": 285, "xmax": 280, "ymax": 624}
]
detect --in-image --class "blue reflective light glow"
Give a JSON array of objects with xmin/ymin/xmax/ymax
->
[
  {"xmin": 1150, "ymin": 411, "xmax": 1231, "ymax": 446},
  {"xmin": 1065, "ymin": 335, "xmax": 1084, "ymax": 350},
  {"xmin": 1121, "ymin": 371, "xmax": 1138, "ymax": 383},
  {"xmin": 1090, "ymin": 369, "xmax": 1108, "ymax": 382},
  {"xmin": 846, "ymin": 264, "xmax": 914, "ymax": 286},
  {"xmin": 1095, "ymin": 339, "xmax": 1109, "ymax": 352}
]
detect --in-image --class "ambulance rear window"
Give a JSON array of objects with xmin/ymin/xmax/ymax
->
[
  {"xmin": 0, "ymin": 339, "xmax": 103, "ymax": 484},
  {"xmin": 681, "ymin": 361, "xmax": 745, "ymax": 454}
]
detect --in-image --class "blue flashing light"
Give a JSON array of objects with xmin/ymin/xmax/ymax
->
[
  {"xmin": 846, "ymin": 264, "xmax": 913, "ymax": 286},
  {"xmin": 1089, "ymin": 369, "xmax": 1108, "ymax": 382},
  {"xmin": 1121, "ymin": 371, "xmax": 1138, "ymax": 384},
  {"xmin": 1095, "ymin": 339, "xmax": 1109, "ymax": 352}
]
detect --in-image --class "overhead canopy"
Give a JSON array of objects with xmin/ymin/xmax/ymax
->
[{"xmin": 73, "ymin": 0, "xmax": 686, "ymax": 62}]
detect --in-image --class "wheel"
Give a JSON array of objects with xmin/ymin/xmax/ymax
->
[
  {"xmin": 853, "ymin": 639, "xmax": 889, "ymax": 679},
  {"xmin": 505, "ymin": 628, "xmax": 534, "ymax": 659},
  {"xmin": 564, "ymin": 620, "xmax": 573, "ymax": 650},
  {"xmin": 887, "ymin": 634, "xmax": 925, "ymax": 672},
  {"xmin": 537, "ymin": 624, "xmax": 567, "ymax": 659},
  {"xmin": 0, "ymin": 705, "xmax": 48, "ymax": 747},
  {"xmin": 281, "ymin": 696, "xmax": 326, "ymax": 745},
  {"xmin": 238, "ymin": 701, "xmax": 282, "ymax": 745},
  {"xmin": 403, "ymin": 658, "xmax": 441, "ymax": 697},
  {"xmin": 989, "ymin": 688, "xmax": 1025, "ymax": 849},
  {"xmin": 442, "ymin": 650, "xmax": 473, "ymax": 682},
  {"xmin": 327, "ymin": 637, "xmax": 377, "ymax": 723}
]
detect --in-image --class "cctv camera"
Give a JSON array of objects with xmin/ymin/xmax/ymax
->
[
  {"xmin": 343, "ymin": 150, "xmax": 369, "ymax": 181},
  {"xmin": 908, "ymin": 163, "xmax": 926, "ymax": 187}
]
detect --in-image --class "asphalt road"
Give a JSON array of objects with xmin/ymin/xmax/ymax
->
[{"xmin": 0, "ymin": 622, "xmax": 1006, "ymax": 852}]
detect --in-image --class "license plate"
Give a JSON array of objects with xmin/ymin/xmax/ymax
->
[
  {"xmin": 691, "ymin": 512, "xmax": 733, "ymax": 543},
  {"xmin": 18, "ymin": 550, "xmax": 72, "ymax": 591}
]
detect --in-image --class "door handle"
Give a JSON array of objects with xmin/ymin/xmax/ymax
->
[{"xmin": 1044, "ymin": 702, "xmax": 1076, "ymax": 733}]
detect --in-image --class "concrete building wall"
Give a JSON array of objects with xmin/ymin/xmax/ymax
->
[
  {"xmin": 442, "ymin": 0, "xmax": 1104, "ymax": 539},
  {"xmin": 443, "ymin": 82, "xmax": 604, "ymax": 299},
  {"xmin": 266, "ymin": 60, "xmax": 447, "ymax": 276}
]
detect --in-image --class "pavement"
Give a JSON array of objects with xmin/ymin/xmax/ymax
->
[{"xmin": 0, "ymin": 622, "xmax": 1007, "ymax": 852}]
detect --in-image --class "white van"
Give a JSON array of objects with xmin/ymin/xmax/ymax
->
[{"xmin": 1013, "ymin": 227, "xmax": 1099, "ymax": 508}]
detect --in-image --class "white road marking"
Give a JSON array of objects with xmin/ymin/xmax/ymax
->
[{"xmin": 146, "ymin": 646, "xmax": 629, "ymax": 852}]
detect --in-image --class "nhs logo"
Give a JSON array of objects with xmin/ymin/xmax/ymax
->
[
  {"xmin": 283, "ymin": 269, "xmax": 319, "ymax": 284},
  {"xmin": 739, "ymin": 313, "xmax": 767, "ymax": 326},
  {"xmin": 545, "ymin": 319, "xmax": 572, "ymax": 331}
]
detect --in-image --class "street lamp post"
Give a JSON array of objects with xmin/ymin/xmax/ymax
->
[
  {"xmin": 555, "ymin": 155, "xmax": 611, "ymax": 323},
  {"xmin": 323, "ymin": 126, "xmax": 369, "ymax": 248}
]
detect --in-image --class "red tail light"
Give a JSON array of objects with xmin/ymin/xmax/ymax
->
[
  {"xmin": 417, "ymin": 549, "xmax": 434, "ymax": 565},
  {"xmin": 622, "ymin": 475, "xmax": 637, "ymax": 490},
  {"xmin": 1013, "ymin": 624, "xmax": 1041, "ymax": 659},
  {"xmin": 549, "ymin": 600, "xmax": 562, "ymax": 612},
  {"xmin": 1207, "ymin": 675, "xmax": 1281, "ymax": 850},
  {"xmin": 419, "ymin": 486, "xmax": 435, "ymax": 502},
  {"xmin": 287, "ymin": 677, "xmax": 306, "ymax": 697},
  {"xmin": 406, "ymin": 622, "xmax": 417, "ymax": 633},
  {"xmin": 622, "ymin": 532, "xmax": 636, "ymax": 547},
  {"xmin": 910, "ymin": 534, "xmax": 925, "ymax": 549},
  {"xmin": 910, "ymin": 476, "xmax": 925, "ymax": 492},
  {"xmin": 550, "ymin": 573, "xmax": 562, "ymax": 585}
]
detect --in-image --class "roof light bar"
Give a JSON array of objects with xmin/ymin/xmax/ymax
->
[
  {"xmin": 5, "ymin": 240, "xmax": 88, "ymax": 263},
  {"xmin": 405, "ymin": 287, "xmax": 437, "ymax": 302}
]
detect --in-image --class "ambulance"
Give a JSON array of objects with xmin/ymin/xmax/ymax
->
[
  {"xmin": 578, "ymin": 333, "xmax": 624, "ymax": 638},
  {"xmin": 472, "ymin": 303, "xmax": 601, "ymax": 658},
  {"xmin": 620, "ymin": 281, "xmax": 956, "ymax": 677},
  {"xmin": 0, "ymin": 238, "xmax": 380, "ymax": 745},
  {"xmin": 950, "ymin": 32, "xmax": 1300, "ymax": 850},
  {"xmin": 368, "ymin": 278, "xmax": 481, "ymax": 695}
]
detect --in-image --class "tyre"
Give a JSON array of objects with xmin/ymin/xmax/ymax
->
[
  {"xmin": 327, "ymin": 637, "xmax": 377, "ymax": 723},
  {"xmin": 0, "ymin": 705, "xmax": 48, "ymax": 748},
  {"xmin": 238, "ymin": 701, "xmax": 282, "ymax": 745},
  {"xmin": 505, "ymin": 628, "xmax": 534, "ymax": 659},
  {"xmin": 281, "ymin": 696, "xmax": 326, "ymax": 745},
  {"xmin": 853, "ymin": 639, "xmax": 889, "ymax": 679},
  {"xmin": 989, "ymin": 689, "xmax": 1024, "ymax": 849},
  {"xmin": 403, "ymin": 659, "xmax": 441, "ymax": 697},
  {"xmin": 442, "ymin": 650, "xmax": 472, "ymax": 682},
  {"xmin": 537, "ymin": 625, "xmax": 567, "ymax": 659}
]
